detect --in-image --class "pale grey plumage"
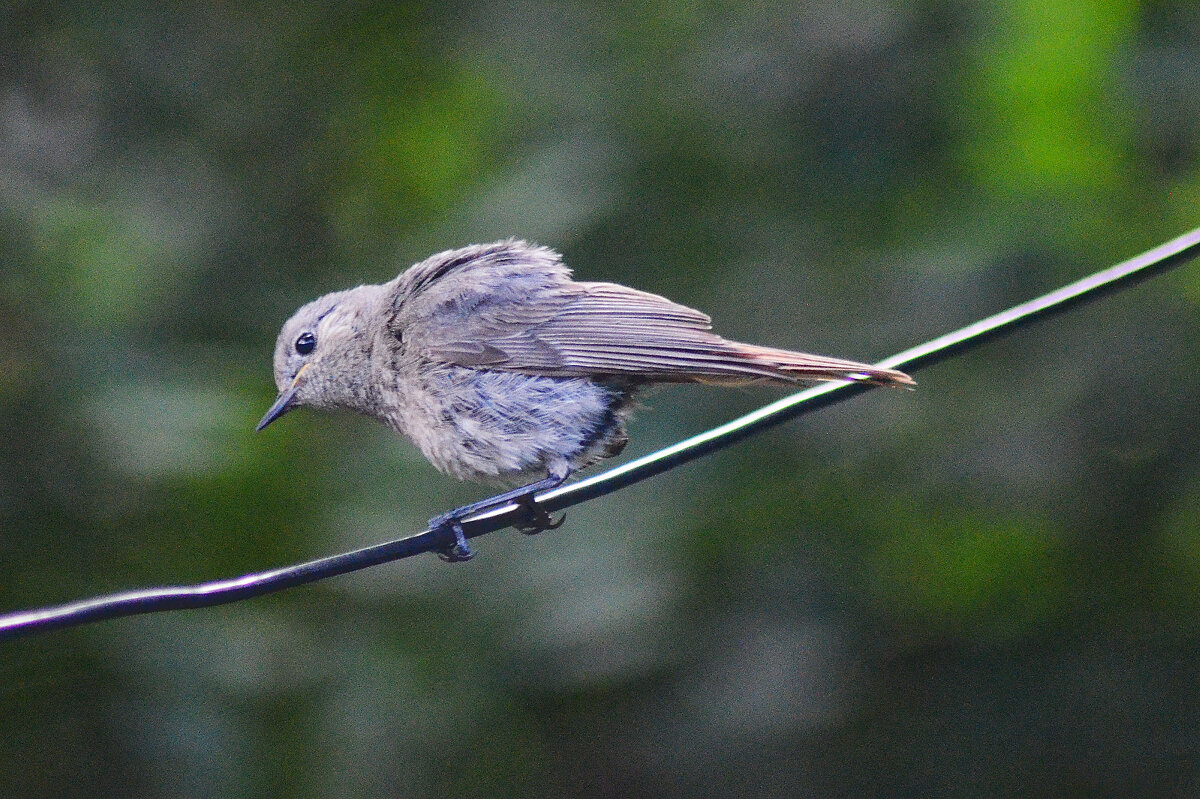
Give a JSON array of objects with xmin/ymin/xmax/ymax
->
[{"xmin": 259, "ymin": 239, "xmax": 913, "ymax": 488}]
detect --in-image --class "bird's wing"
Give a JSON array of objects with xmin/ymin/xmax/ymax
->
[{"xmin": 386, "ymin": 240, "xmax": 911, "ymax": 386}]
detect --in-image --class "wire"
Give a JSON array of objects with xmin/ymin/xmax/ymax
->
[{"xmin": 3, "ymin": 226, "xmax": 1200, "ymax": 640}]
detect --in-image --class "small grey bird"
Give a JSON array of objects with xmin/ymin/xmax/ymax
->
[{"xmin": 258, "ymin": 240, "xmax": 913, "ymax": 560}]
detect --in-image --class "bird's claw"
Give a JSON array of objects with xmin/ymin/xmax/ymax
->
[
  {"xmin": 513, "ymin": 498, "xmax": 565, "ymax": 535},
  {"xmin": 431, "ymin": 517, "xmax": 474, "ymax": 562}
]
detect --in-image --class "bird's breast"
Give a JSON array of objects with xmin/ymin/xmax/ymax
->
[{"xmin": 379, "ymin": 361, "xmax": 632, "ymax": 484}]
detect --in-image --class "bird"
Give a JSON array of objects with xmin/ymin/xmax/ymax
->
[{"xmin": 257, "ymin": 239, "xmax": 913, "ymax": 560}]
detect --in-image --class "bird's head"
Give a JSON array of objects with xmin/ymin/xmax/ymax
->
[{"xmin": 257, "ymin": 284, "xmax": 384, "ymax": 431}]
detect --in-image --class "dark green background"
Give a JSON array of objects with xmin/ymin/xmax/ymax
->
[{"xmin": 4, "ymin": 2, "xmax": 1200, "ymax": 796}]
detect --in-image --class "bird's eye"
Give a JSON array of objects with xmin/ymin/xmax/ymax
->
[{"xmin": 295, "ymin": 332, "xmax": 316, "ymax": 355}]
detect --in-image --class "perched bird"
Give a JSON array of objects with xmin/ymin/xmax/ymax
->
[{"xmin": 258, "ymin": 240, "xmax": 913, "ymax": 560}]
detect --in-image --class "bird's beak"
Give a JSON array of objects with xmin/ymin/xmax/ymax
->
[{"xmin": 256, "ymin": 365, "xmax": 309, "ymax": 432}]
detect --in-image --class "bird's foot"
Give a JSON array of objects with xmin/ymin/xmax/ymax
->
[
  {"xmin": 512, "ymin": 494, "xmax": 566, "ymax": 536},
  {"xmin": 429, "ymin": 514, "xmax": 474, "ymax": 562},
  {"xmin": 428, "ymin": 469, "xmax": 570, "ymax": 556}
]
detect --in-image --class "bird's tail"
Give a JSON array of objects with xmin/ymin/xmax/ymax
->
[{"xmin": 690, "ymin": 341, "xmax": 915, "ymax": 388}]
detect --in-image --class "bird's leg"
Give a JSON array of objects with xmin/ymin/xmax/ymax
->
[{"xmin": 429, "ymin": 467, "xmax": 570, "ymax": 561}]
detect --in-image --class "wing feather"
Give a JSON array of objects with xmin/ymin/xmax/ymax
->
[{"xmin": 388, "ymin": 241, "xmax": 912, "ymax": 387}]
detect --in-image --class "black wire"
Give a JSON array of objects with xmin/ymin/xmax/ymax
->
[{"xmin": 4, "ymin": 226, "xmax": 1200, "ymax": 640}]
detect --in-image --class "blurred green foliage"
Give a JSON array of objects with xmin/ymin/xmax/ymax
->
[{"xmin": 3, "ymin": 1, "xmax": 1200, "ymax": 797}]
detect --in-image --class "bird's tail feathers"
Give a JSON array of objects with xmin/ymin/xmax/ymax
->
[{"xmin": 693, "ymin": 341, "xmax": 914, "ymax": 388}]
